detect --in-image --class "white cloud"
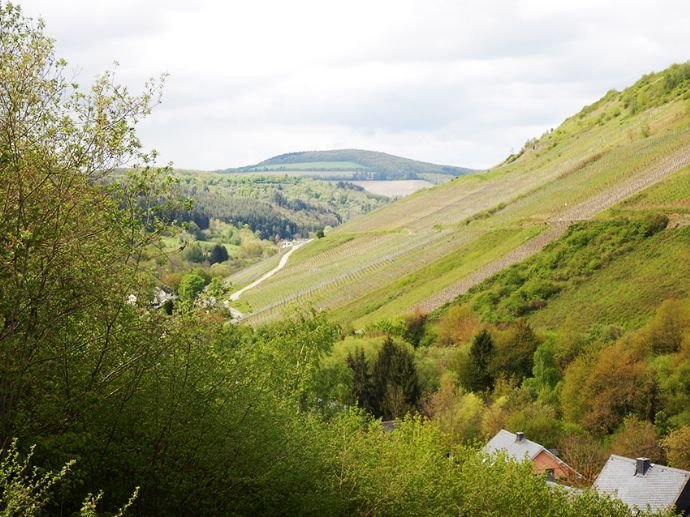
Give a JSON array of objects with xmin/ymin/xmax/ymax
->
[{"xmin": 15, "ymin": 0, "xmax": 690, "ymax": 170}]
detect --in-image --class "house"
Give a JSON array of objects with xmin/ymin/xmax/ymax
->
[
  {"xmin": 593, "ymin": 455, "xmax": 690, "ymax": 515},
  {"xmin": 483, "ymin": 429, "xmax": 581, "ymax": 482}
]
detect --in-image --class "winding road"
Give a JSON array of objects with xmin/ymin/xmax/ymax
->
[{"xmin": 228, "ymin": 240, "xmax": 312, "ymax": 319}]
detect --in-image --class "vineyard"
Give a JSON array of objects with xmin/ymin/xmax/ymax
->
[{"xmin": 233, "ymin": 82, "xmax": 690, "ymax": 327}]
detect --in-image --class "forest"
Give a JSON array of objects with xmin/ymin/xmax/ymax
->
[
  {"xmin": 0, "ymin": 4, "xmax": 686, "ymax": 516},
  {"xmin": 163, "ymin": 172, "xmax": 387, "ymax": 240}
]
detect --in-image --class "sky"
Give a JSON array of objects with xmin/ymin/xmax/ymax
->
[{"xmin": 15, "ymin": 0, "xmax": 690, "ymax": 170}]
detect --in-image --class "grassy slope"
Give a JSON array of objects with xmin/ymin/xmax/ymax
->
[
  {"xmin": 524, "ymin": 164, "xmax": 690, "ymax": 331},
  {"xmin": 529, "ymin": 226, "xmax": 690, "ymax": 331},
  {"xmin": 238, "ymin": 64, "xmax": 690, "ymax": 327}
]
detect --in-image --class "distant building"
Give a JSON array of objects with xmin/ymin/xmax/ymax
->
[
  {"xmin": 484, "ymin": 429, "xmax": 581, "ymax": 483},
  {"xmin": 593, "ymin": 455, "xmax": 690, "ymax": 515}
]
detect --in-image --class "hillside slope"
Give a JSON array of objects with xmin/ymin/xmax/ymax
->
[
  {"xmin": 232, "ymin": 63, "xmax": 690, "ymax": 327},
  {"xmin": 225, "ymin": 149, "xmax": 476, "ymax": 181}
]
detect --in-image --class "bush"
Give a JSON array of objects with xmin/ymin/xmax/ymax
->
[{"xmin": 178, "ymin": 272, "xmax": 206, "ymax": 301}]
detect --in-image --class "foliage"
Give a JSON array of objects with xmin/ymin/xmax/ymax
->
[
  {"xmin": 208, "ymin": 243, "xmax": 229, "ymax": 264},
  {"xmin": 609, "ymin": 415, "xmax": 664, "ymax": 463},
  {"xmin": 346, "ymin": 348, "xmax": 375, "ymax": 414},
  {"xmin": 182, "ymin": 242, "xmax": 205, "ymax": 262},
  {"xmin": 523, "ymin": 340, "xmax": 561, "ymax": 404},
  {"xmin": 560, "ymin": 341, "xmax": 657, "ymax": 434},
  {"xmin": 178, "ymin": 272, "xmax": 206, "ymax": 301},
  {"xmin": 3, "ymin": 4, "xmax": 690, "ymax": 515},
  {"xmin": 434, "ymin": 304, "xmax": 482, "ymax": 346},
  {"xmin": 663, "ymin": 425, "xmax": 690, "ymax": 470},
  {"xmin": 490, "ymin": 321, "xmax": 540, "ymax": 382},
  {"xmin": 369, "ymin": 338, "xmax": 421, "ymax": 419},
  {"xmin": 0, "ymin": 440, "xmax": 73, "ymax": 516},
  {"xmin": 167, "ymin": 172, "xmax": 387, "ymax": 240},
  {"xmin": 459, "ymin": 329, "xmax": 495, "ymax": 392},
  {"xmin": 426, "ymin": 373, "xmax": 485, "ymax": 443},
  {"xmin": 463, "ymin": 218, "xmax": 669, "ymax": 322}
]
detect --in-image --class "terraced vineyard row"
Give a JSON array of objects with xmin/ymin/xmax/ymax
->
[
  {"xmin": 416, "ymin": 143, "xmax": 690, "ymax": 313},
  {"xmin": 243, "ymin": 229, "xmax": 462, "ymax": 323}
]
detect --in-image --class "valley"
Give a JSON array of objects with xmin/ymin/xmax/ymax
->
[
  {"xmin": 232, "ymin": 77, "xmax": 690, "ymax": 328},
  {"xmin": 5, "ymin": 3, "xmax": 690, "ymax": 513}
]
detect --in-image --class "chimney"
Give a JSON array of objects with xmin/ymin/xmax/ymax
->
[
  {"xmin": 515, "ymin": 432, "xmax": 525, "ymax": 443},
  {"xmin": 635, "ymin": 458, "xmax": 651, "ymax": 476}
]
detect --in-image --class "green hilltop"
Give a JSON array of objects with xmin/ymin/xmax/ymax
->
[{"xmin": 224, "ymin": 148, "xmax": 478, "ymax": 182}]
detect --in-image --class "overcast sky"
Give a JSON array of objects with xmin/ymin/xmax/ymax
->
[{"xmin": 16, "ymin": 0, "xmax": 690, "ymax": 170}]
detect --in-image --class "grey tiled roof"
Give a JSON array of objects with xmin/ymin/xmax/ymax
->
[
  {"xmin": 593, "ymin": 455, "xmax": 690, "ymax": 513},
  {"xmin": 483, "ymin": 429, "xmax": 544, "ymax": 461}
]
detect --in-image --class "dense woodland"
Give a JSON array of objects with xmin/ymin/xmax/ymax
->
[
  {"xmin": 166, "ymin": 173, "xmax": 387, "ymax": 240},
  {"xmin": 1, "ymin": 4, "xmax": 688, "ymax": 516}
]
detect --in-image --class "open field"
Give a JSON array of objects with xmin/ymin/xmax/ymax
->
[
  {"xmin": 221, "ymin": 169, "xmax": 366, "ymax": 178},
  {"xmin": 349, "ymin": 180, "xmax": 433, "ymax": 197},
  {"xmin": 235, "ymin": 79, "xmax": 690, "ymax": 327}
]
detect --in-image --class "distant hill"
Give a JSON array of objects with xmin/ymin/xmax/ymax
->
[{"xmin": 222, "ymin": 149, "xmax": 478, "ymax": 182}]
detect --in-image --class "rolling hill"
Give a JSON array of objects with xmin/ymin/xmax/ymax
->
[
  {"xmin": 223, "ymin": 149, "xmax": 478, "ymax": 182},
  {"xmin": 227, "ymin": 63, "xmax": 690, "ymax": 328}
]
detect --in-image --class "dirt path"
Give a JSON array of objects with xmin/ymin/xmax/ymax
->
[
  {"xmin": 229, "ymin": 240, "xmax": 312, "ymax": 312},
  {"xmin": 417, "ymin": 145, "xmax": 690, "ymax": 313}
]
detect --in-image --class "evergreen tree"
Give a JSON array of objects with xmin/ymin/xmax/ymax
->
[
  {"xmin": 370, "ymin": 338, "xmax": 420, "ymax": 419},
  {"xmin": 346, "ymin": 348, "xmax": 374, "ymax": 413},
  {"xmin": 209, "ymin": 243, "xmax": 229, "ymax": 264},
  {"xmin": 461, "ymin": 329, "xmax": 496, "ymax": 392}
]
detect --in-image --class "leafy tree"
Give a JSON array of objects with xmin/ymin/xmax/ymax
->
[
  {"xmin": 182, "ymin": 242, "xmax": 205, "ymax": 263},
  {"xmin": 435, "ymin": 304, "xmax": 481, "ymax": 347},
  {"xmin": 0, "ymin": 0, "xmax": 170, "ymax": 453},
  {"xmin": 205, "ymin": 276, "xmax": 227, "ymax": 298},
  {"xmin": 523, "ymin": 341, "xmax": 561, "ymax": 404},
  {"xmin": 557, "ymin": 432, "xmax": 609, "ymax": 485},
  {"xmin": 427, "ymin": 373, "xmax": 484, "ymax": 443},
  {"xmin": 643, "ymin": 299, "xmax": 690, "ymax": 354},
  {"xmin": 560, "ymin": 342, "xmax": 658, "ymax": 434},
  {"xmin": 316, "ymin": 229, "xmax": 325, "ymax": 239},
  {"xmin": 490, "ymin": 321, "xmax": 540, "ymax": 382},
  {"xmin": 402, "ymin": 309, "xmax": 427, "ymax": 347},
  {"xmin": 663, "ymin": 425, "xmax": 690, "ymax": 470},
  {"xmin": 178, "ymin": 272, "xmax": 205, "ymax": 301},
  {"xmin": 610, "ymin": 415, "xmax": 664, "ymax": 463}
]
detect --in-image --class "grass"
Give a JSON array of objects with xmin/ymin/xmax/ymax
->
[
  {"xmin": 343, "ymin": 226, "xmax": 544, "ymax": 327},
  {"xmin": 529, "ymin": 226, "xmax": 690, "ymax": 331}
]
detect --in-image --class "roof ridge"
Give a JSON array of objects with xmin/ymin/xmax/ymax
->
[{"xmin": 607, "ymin": 454, "xmax": 690, "ymax": 476}]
